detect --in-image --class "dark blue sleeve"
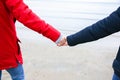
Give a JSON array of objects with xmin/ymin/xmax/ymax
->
[{"xmin": 67, "ymin": 7, "xmax": 120, "ymax": 46}]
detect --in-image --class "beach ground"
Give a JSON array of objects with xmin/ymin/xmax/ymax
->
[{"xmin": 2, "ymin": 33, "xmax": 120, "ymax": 80}]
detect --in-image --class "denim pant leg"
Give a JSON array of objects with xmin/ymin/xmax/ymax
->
[
  {"xmin": 0, "ymin": 70, "xmax": 1, "ymax": 80},
  {"xmin": 112, "ymin": 74, "xmax": 120, "ymax": 80},
  {"xmin": 6, "ymin": 63, "xmax": 25, "ymax": 80}
]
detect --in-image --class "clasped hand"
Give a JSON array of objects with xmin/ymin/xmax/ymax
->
[{"xmin": 57, "ymin": 37, "xmax": 68, "ymax": 46}]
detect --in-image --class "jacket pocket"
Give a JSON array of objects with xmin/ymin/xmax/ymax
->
[{"xmin": 17, "ymin": 39, "xmax": 21, "ymax": 54}]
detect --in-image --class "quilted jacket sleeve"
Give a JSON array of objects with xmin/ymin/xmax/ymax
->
[
  {"xmin": 5, "ymin": 0, "xmax": 61, "ymax": 42},
  {"xmin": 67, "ymin": 7, "xmax": 120, "ymax": 46}
]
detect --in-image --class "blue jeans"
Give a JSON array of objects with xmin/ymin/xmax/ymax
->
[
  {"xmin": 0, "ymin": 63, "xmax": 25, "ymax": 80},
  {"xmin": 113, "ymin": 74, "xmax": 120, "ymax": 80}
]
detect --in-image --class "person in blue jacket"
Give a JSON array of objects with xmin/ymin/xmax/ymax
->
[{"xmin": 58, "ymin": 7, "xmax": 120, "ymax": 80}]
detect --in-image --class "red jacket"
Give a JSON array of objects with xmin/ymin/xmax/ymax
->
[{"xmin": 0, "ymin": 0, "xmax": 61, "ymax": 70}]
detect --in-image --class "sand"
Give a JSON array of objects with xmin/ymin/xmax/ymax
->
[{"xmin": 1, "ymin": 33, "xmax": 120, "ymax": 80}]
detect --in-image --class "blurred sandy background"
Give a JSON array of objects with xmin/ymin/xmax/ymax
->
[{"xmin": 2, "ymin": 32, "xmax": 120, "ymax": 80}]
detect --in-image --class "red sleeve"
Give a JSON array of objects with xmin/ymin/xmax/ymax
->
[{"xmin": 5, "ymin": 0, "xmax": 60, "ymax": 42}]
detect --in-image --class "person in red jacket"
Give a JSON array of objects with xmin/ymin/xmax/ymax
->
[{"xmin": 0, "ymin": 0, "xmax": 62, "ymax": 80}]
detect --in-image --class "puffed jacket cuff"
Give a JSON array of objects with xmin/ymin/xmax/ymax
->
[{"xmin": 55, "ymin": 34, "xmax": 62, "ymax": 44}]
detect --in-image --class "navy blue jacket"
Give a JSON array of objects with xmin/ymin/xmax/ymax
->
[{"xmin": 67, "ymin": 7, "xmax": 120, "ymax": 77}]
